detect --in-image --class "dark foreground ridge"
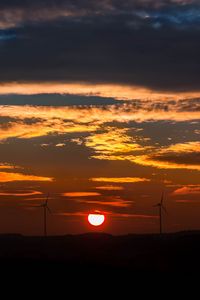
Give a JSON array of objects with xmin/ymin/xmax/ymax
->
[{"xmin": 0, "ymin": 231, "xmax": 200, "ymax": 272}]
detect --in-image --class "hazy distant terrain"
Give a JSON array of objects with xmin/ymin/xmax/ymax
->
[{"xmin": 0, "ymin": 232, "xmax": 200, "ymax": 272}]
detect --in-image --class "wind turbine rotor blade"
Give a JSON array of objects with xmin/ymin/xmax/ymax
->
[
  {"xmin": 45, "ymin": 193, "xmax": 49, "ymax": 204},
  {"xmin": 161, "ymin": 191, "xmax": 164, "ymax": 205},
  {"xmin": 153, "ymin": 203, "xmax": 160, "ymax": 207},
  {"xmin": 162, "ymin": 205, "xmax": 168, "ymax": 214},
  {"xmin": 46, "ymin": 206, "xmax": 52, "ymax": 214}
]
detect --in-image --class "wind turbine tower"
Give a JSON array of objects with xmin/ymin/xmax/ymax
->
[
  {"xmin": 154, "ymin": 191, "xmax": 167, "ymax": 235},
  {"xmin": 37, "ymin": 193, "xmax": 51, "ymax": 236}
]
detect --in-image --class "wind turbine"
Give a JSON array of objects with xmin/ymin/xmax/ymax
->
[
  {"xmin": 153, "ymin": 191, "xmax": 167, "ymax": 235},
  {"xmin": 34, "ymin": 193, "xmax": 51, "ymax": 237}
]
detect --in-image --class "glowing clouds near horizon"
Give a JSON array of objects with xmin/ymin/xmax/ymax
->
[
  {"xmin": 63, "ymin": 192, "xmax": 101, "ymax": 197},
  {"xmin": 88, "ymin": 212, "xmax": 105, "ymax": 227},
  {"xmin": 0, "ymin": 171, "xmax": 53, "ymax": 182},
  {"xmin": 91, "ymin": 177, "xmax": 150, "ymax": 183}
]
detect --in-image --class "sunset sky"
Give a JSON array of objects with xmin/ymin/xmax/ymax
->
[{"xmin": 0, "ymin": 0, "xmax": 199, "ymax": 235}]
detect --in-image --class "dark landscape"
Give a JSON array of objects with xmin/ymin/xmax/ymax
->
[{"xmin": 1, "ymin": 231, "xmax": 200, "ymax": 273}]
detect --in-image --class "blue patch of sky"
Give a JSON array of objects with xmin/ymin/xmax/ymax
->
[
  {"xmin": 135, "ymin": 7, "xmax": 200, "ymax": 27},
  {"xmin": 0, "ymin": 30, "xmax": 17, "ymax": 41}
]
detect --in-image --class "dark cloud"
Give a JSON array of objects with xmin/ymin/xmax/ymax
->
[
  {"xmin": 152, "ymin": 153, "xmax": 200, "ymax": 165},
  {"xmin": 0, "ymin": 94, "xmax": 119, "ymax": 106},
  {"xmin": 0, "ymin": 1, "xmax": 200, "ymax": 91},
  {"xmin": 0, "ymin": 0, "xmax": 199, "ymax": 31},
  {"xmin": 0, "ymin": 1, "xmax": 199, "ymax": 13}
]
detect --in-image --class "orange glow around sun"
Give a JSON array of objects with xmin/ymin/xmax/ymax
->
[{"xmin": 88, "ymin": 212, "xmax": 105, "ymax": 226}]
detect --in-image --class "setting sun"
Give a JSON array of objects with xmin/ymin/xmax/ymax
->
[{"xmin": 88, "ymin": 212, "xmax": 105, "ymax": 227}]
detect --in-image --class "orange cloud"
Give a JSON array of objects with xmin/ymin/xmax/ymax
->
[
  {"xmin": 1, "ymin": 106, "xmax": 199, "ymax": 172},
  {"xmin": 0, "ymin": 119, "xmax": 98, "ymax": 141},
  {"xmin": 130, "ymin": 154, "xmax": 200, "ymax": 171},
  {"xmin": 0, "ymin": 104, "xmax": 199, "ymax": 143},
  {"xmin": 87, "ymin": 139, "xmax": 200, "ymax": 171},
  {"xmin": 85, "ymin": 127, "xmax": 143, "ymax": 157},
  {"xmin": 1, "ymin": 82, "xmax": 200, "ymax": 101},
  {"xmin": 164, "ymin": 142, "xmax": 200, "ymax": 153},
  {"xmin": 173, "ymin": 186, "xmax": 200, "ymax": 195},
  {"xmin": 62, "ymin": 192, "xmax": 101, "ymax": 197},
  {"xmin": 0, "ymin": 172, "xmax": 53, "ymax": 182},
  {"xmin": 91, "ymin": 177, "xmax": 150, "ymax": 183},
  {"xmin": 86, "ymin": 128, "xmax": 142, "ymax": 151},
  {"xmin": 57, "ymin": 211, "xmax": 158, "ymax": 219},
  {"xmin": 56, "ymin": 212, "xmax": 87, "ymax": 217},
  {"xmin": 110, "ymin": 212, "xmax": 159, "ymax": 219},
  {"xmin": 175, "ymin": 200, "xmax": 200, "ymax": 204},
  {"xmin": 55, "ymin": 143, "xmax": 66, "ymax": 147},
  {"xmin": 125, "ymin": 142, "xmax": 200, "ymax": 171},
  {"xmin": 0, "ymin": 191, "xmax": 42, "ymax": 196},
  {"xmin": 76, "ymin": 197, "xmax": 132, "ymax": 208},
  {"xmin": 0, "ymin": 164, "xmax": 20, "ymax": 170},
  {"xmin": 95, "ymin": 185, "xmax": 124, "ymax": 191}
]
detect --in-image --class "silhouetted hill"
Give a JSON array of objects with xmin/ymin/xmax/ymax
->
[{"xmin": 0, "ymin": 231, "xmax": 200, "ymax": 273}]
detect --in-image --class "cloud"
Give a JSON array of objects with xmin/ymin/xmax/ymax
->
[
  {"xmin": 0, "ymin": 100, "xmax": 199, "ymax": 125},
  {"xmin": 110, "ymin": 212, "xmax": 159, "ymax": 219},
  {"xmin": 163, "ymin": 141, "xmax": 200, "ymax": 153},
  {"xmin": 90, "ymin": 177, "xmax": 150, "ymax": 183},
  {"xmin": 56, "ymin": 212, "xmax": 86, "ymax": 217},
  {"xmin": 173, "ymin": 186, "xmax": 200, "ymax": 195},
  {"xmin": 22, "ymin": 197, "xmax": 50, "ymax": 201},
  {"xmin": 76, "ymin": 197, "xmax": 132, "ymax": 208},
  {"xmin": 0, "ymin": 171, "xmax": 52, "ymax": 182},
  {"xmin": 0, "ymin": 1, "xmax": 200, "ymax": 90},
  {"xmin": 0, "ymin": 190, "xmax": 42, "ymax": 196},
  {"xmin": 104, "ymin": 141, "xmax": 200, "ymax": 171},
  {"xmin": 0, "ymin": 100, "xmax": 199, "ymax": 142},
  {"xmin": 85, "ymin": 127, "xmax": 143, "ymax": 158},
  {"xmin": 95, "ymin": 185, "xmax": 124, "ymax": 191},
  {"xmin": 0, "ymin": 1, "xmax": 88, "ymax": 29},
  {"xmin": 0, "ymin": 115, "xmax": 98, "ymax": 141},
  {"xmin": 1, "ymin": 82, "xmax": 200, "ymax": 101},
  {"xmin": 130, "ymin": 154, "xmax": 200, "ymax": 171},
  {"xmin": 58, "ymin": 211, "xmax": 158, "ymax": 219},
  {"xmin": 0, "ymin": 1, "xmax": 199, "ymax": 30},
  {"xmin": 55, "ymin": 143, "xmax": 65, "ymax": 147},
  {"xmin": 143, "ymin": 141, "xmax": 200, "ymax": 171},
  {"xmin": 175, "ymin": 199, "xmax": 200, "ymax": 203},
  {"xmin": 62, "ymin": 192, "xmax": 101, "ymax": 197},
  {"xmin": 0, "ymin": 94, "xmax": 118, "ymax": 106},
  {"xmin": 0, "ymin": 163, "xmax": 21, "ymax": 170},
  {"xmin": 0, "ymin": 105, "xmax": 199, "ymax": 172}
]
